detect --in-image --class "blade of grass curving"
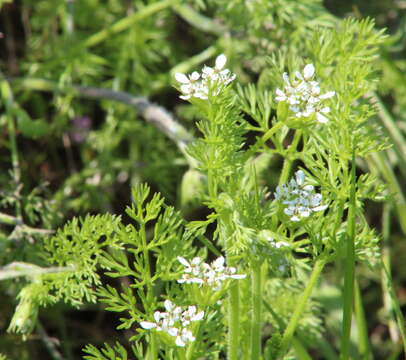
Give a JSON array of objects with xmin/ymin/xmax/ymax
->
[
  {"xmin": 371, "ymin": 92, "xmax": 406, "ymax": 179},
  {"xmin": 263, "ymin": 300, "xmax": 316, "ymax": 360},
  {"xmin": 278, "ymin": 258, "xmax": 326, "ymax": 357},
  {"xmin": 84, "ymin": 0, "xmax": 174, "ymax": 48},
  {"xmin": 381, "ymin": 260, "xmax": 406, "ymax": 356},
  {"xmin": 367, "ymin": 152, "xmax": 406, "ymax": 235},
  {"xmin": 354, "ymin": 279, "xmax": 372, "ymax": 359},
  {"xmin": 381, "ymin": 204, "xmax": 400, "ymax": 343}
]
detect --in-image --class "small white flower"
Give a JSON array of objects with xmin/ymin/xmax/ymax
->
[
  {"xmin": 181, "ymin": 306, "xmax": 205, "ymax": 326},
  {"xmin": 175, "ymin": 54, "xmax": 235, "ymax": 101},
  {"xmin": 275, "ymin": 64, "xmax": 335, "ymax": 123},
  {"xmin": 178, "ymin": 256, "xmax": 245, "ymax": 290},
  {"xmin": 275, "ymin": 170, "xmax": 328, "ymax": 221},
  {"xmin": 175, "ymin": 328, "xmax": 196, "ymax": 347},
  {"xmin": 140, "ymin": 301, "xmax": 204, "ymax": 347}
]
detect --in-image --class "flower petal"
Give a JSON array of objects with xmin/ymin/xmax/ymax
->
[
  {"xmin": 215, "ymin": 54, "xmax": 227, "ymax": 70},
  {"xmin": 177, "ymin": 256, "xmax": 190, "ymax": 267},
  {"xmin": 192, "ymin": 311, "xmax": 205, "ymax": 321},
  {"xmin": 175, "ymin": 336, "xmax": 186, "ymax": 347},
  {"xmin": 313, "ymin": 204, "xmax": 328, "ymax": 212},
  {"xmin": 303, "ymin": 64, "xmax": 315, "ymax": 79},
  {"xmin": 316, "ymin": 112, "xmax": 329, "ymax": 123},
  {"xmin": 140, "ymin": 321, "xmax": 156, "ymax": 329},
  {"xmin": 319, "ymin": 91, "xmax": 335, "ymax": 99},
  {"xmin": 175, "ymin": 73, "xmax": 189, "ymax": 84},
  {"xmin": 164, "ymin": 299, "xmax": 174, "ymax": 311},
  {"xmin": 275, "ymin": 88, "xmax": 285, "ymax": 97},
  {"xmin": 295, "ymin": 170, "xmax": 305, "ymax": 186},
  {"xmin": 190, "ymin": 71, "xmax": 200, "ymax": 81}
]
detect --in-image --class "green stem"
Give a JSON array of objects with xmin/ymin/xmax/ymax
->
[
  {"xmin": 186, "ymin": 321, "xmax": 202, "ymax": 360},
  {"xmin": 228, "ymin": 281, "xmax": 240, "ymax": 360},
  {"xmin": 207, "ymin": 169, "xmax": 217, "ymax": 199},
  {"xmin": 340, "ymin": 149, "xmax": 357, "ymax": 360},
  {"xmin": 250, "ymin": 260, "xmax": 262, "ymax": 359},
  {"xmin": 140, "ymin": 221, "xmax": 153, "ymax": 304},
  {"xmin": 262, "ymin": 121, "xmax": 285, "ymax": 143},
  {"xmin": 354, "ymin": 279, "xmax": 372, "ymax": 359},
  {"xmin": 278, "ymin": 130, "xmax": 302, "ymax": 186},
  {"xmin": 272, "ymin": 129, "xmax": 303, "ymax": 228},
  {"xmin": 149, "ymin": 333, "xmax": 158, "ymax": 360},
  {"xmin": 170, "ymin": 44, "xmax": 218, "ymax": 78},
  {"xmin": 172, "ymin": 4, "xmax": 226, "ymax": 35},
  {"xmin": 279, "ymin": 259, "xmax": 326, "ymax": 357},
  {"xmin": 84, "ymin": 0, "xmax": 174, "ymax": 48},
  {"xmin": 263, "ymin": 300, "xmax": 316, "ymax": 360},
  {"xmin": 177, "ymin": 347, "xmax": 187, "ymax": 360}
]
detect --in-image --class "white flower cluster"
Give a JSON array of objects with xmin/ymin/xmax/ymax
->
[
  {"xmin": 275, "ymin": 64, "xmax": 335, "ymax": 123},
  {"xmin": 275, "ymin": 170, "xmax": 328, "ymax": 222},
  {"xmin": 175, "ymin": 54, "xmax": 236, "ymax": 100},
  {"xmin": 177, "ymin": 256, "xmax": 246, "ymax": 290},
  {"xmin": 140, "ymin": 300, "xmax": 204, "ymax": 347}
]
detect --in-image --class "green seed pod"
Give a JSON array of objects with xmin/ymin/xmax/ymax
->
[{"xmin": 7, "ymin": 285, "xmax": 39, "ymax": 339}]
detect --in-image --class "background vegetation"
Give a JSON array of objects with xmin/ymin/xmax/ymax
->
[{"xmin": 1, "ymin": 0, "xmax": 406, "ymax": 359}]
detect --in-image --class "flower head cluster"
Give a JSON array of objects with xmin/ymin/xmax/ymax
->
[
  {"xmin": 275, "ymin": 64, "xmax": 335, "ymax": 123},
  {"xmin": 275, "ymin": 170, "xmax": 328, "ymax": 222},
  {"xmin": 177, "ymin": 256, "xmax": 246, "ymax": 290},
  {"xmin": 140, "ymin": 300, "xmax": 204, "ymax": 347},
  {"xmin": 175, "ymin": 54, "xmax": 236, "ymax": 100}
]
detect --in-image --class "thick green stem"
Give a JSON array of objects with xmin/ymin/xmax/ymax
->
[
  {"xmin": 279, "ymin": 259, "xmax": 326, "ymax": 356},
  {"xmin": 340, "ymin": 150, "xmax": 357, "ymax": 360},
  {"xmin": 250, "ymin": 260, "xmax": 262, "ymax": 359},
  {"xmin": 228, "ymin": 281, "xmax": 240, "ymax": 360}
]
